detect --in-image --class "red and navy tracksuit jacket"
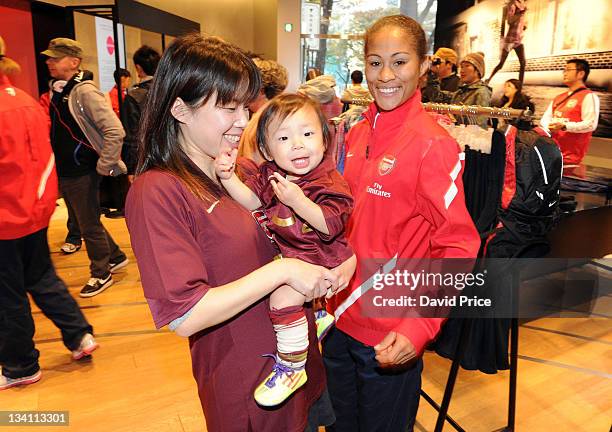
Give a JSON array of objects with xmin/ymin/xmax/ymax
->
[{"xmin": 327, "ymin": 90, "xmax": 480, "ymax": 354}]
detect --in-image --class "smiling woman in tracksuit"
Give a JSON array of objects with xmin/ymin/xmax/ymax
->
[{"xmin": 323, "ymin": 15, "xmax": 480, "ymax": 432}]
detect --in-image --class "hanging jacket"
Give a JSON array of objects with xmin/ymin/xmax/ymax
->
[
  {"xmin": 326, "ymin": 90, "xmax": 480, "ymax": 354},
  {"xmin": 0, "ymin": 76, "xmax": 58, "ymax": 240}
]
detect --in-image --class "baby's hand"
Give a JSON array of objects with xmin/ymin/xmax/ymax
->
[
  {"xmin": 215, "ymin": 148, "xmax": 238, "ymax": 180},
  {"xmin": 270, "ymin": 172, "xmax": 306, "ymax": 208}
]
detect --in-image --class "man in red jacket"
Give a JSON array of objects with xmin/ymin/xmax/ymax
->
[
  {"xmin": 0, "ymin": 40, "xmax": 98, "ymax": 390},
  {"xmin": 540, "ymin": 59, "xmax": 600, "ymax": 165}
]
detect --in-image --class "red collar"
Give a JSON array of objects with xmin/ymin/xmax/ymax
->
[
  {"xmin": 0, "ymin": 75, "xmax": 12, "ymax": 87},
  {"xmin": 363, "ymin": 89, "xmax": 424, "ymax": 132}
]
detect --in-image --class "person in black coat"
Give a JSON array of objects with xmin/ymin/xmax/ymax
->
[{"xmin": 122, "ymin": 45, "xmax": 161, "ymax": 179}]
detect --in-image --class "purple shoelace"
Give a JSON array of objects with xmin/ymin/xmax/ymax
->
[{"xmin": 262, "ymin": 353, "xmax": 296, "ymax": 389}]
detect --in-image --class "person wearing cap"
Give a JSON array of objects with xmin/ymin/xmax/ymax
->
[
  {"xmin": 0, "ymin": 36, "xmax": 99, "ymax": 391},
  {"xmin": 423, "ymin": 51, "xmax": 492, "ymax": 129},
  {"xmin": 451, "ymin": 52, "xmax": 492, "ymax": 128},
  {"xmin": 431, "ymin": 47, "xmax": 460, "ymax": 92},
  {"xmin": 42, "ymin": 37, "xmax": 129, "ymax": 298},
  {"xmin": 422, "ymin": 47, "xmax": 460, "ymax": 102},
  {"xmin": 298, "ymin": 73, "xmax": 343, "ymax": 121}
]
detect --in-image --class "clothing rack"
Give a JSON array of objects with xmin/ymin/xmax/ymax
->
[
  {"xmin": 339, "ymin": 96, "xmax": 372, "ymax": 106},
  {"xmin": 419, "ymin": 101, "xmax": 530, "ymax": 431},
  {"xmin": 422, "ymin": 102, "xmax": 533, "ymax": 121},
  {"xmin": 339, "ymin": 97, "xmax": 533, "ymax": 120}
]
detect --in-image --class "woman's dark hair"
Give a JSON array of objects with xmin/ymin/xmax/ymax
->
[
  {"xmin": 497, "ymin": 79, "xmax": 535, "ymax": 130},
  {"xmin": 256, "ymin": 93, "xmax": 332, "ymax": 160},
  {"xmin": 133, "ymin": 45, "xmax": 161, "ymax": 76},
  {"xmin": 113, "ymin": 68, "xmax": 130, "ymax": 82},
  {"xmin": 137, "ymin": 33, "xmax": 261, "ymax": 203},
  {"xmin": 499, "ymin": 78, "xmax": 534, "ymax": 111},
  {"xmin": 364, "ymin": 15, "xmax": 427, "ymax": 61}
]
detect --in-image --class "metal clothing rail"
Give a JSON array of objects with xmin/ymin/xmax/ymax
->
[
  {"xmin": 339, "ymin": 96, "xmax": 372, "ymax": 106},
  {"xmin": 423, "ymin": 102, "xmax": 533, "ymax": 121},
  {"xmin": 340, "ymin": 97, "xmax": 533, "ymax": 121}
]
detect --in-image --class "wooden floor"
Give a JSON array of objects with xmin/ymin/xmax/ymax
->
[{"xmin": 1, "ymin": 202, "xmax": 610, "ymax": 431}]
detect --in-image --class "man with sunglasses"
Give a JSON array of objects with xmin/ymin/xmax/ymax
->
[
  {"xmin": 422, "ymin": 47, "xmax": 460, "ymax": 102},
  {"xmin": 431, "ymin": 48, "xmax": 460, "ymax": 92},
  {"xmin": 540, "ymin": 59, "xmax": 600, "ymax": 165}
]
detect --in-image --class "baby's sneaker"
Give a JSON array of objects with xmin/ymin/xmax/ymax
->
[
  {"xmin": 314, "ymin": 309, "xmax": 335, "ymax": 341},
  {"xmin": 254, "ymin": 357, "xmax": 307, "ymax": 407}
]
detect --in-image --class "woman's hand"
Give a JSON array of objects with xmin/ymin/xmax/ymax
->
[
  {"xmin": 374, "ymin": 331, "xmax": 417, "ymax": 367},
  {"xmin": 330, "ymin": 254, "xmax": 357, "ymax": 298},
  {"xmin": 282, "ymin": 258, "xmax": 339, "ymax": 301},
  {"xmin": 215, "ymin": 147, "xmax": 238, "ymax": 180}
]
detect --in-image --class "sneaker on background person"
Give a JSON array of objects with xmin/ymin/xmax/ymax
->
[
  {"xmin": 79, "ymin": 257, "xmax": 128, "ymax": 297},
  {"xmin": 0, "ymin": 369, "xmax": 42, "ymax": 391},
  {"xmin": 105, "ymin": 209, "xmax": 125, "ymax": 219},
  {"xmin": 60, "ymin": 242, "xmax": 81, "ymax": 254},
  {"xmin": 80, "ymin": 274, "xmax": 113, "ymax": 297},
  {"xmin": 109, "ymin": 256, "xmax": 129, "ymax": 273},
  {"xmin": 71, "ymin": 333, "xmax": 99, "ymax": 360}
]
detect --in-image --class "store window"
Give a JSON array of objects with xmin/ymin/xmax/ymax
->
[{"xmin": 300, "ymin": 0, "xmax": 437, "ymax": 92}]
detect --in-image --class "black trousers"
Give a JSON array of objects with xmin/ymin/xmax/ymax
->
[
  {"xmin": 65, "ymin": 205, "xmax": 82, "ymax": 246},
  {"xmin": 323, "ymin": 327, "xmax": 423, "ymax": 432},
  {"xmin": 99, "ymin": 174, "xmax": 130, "ymax": 211},
  {"xmin": 59, "ymin": 172, "xmax": 125, "ymax": 278},
  {"xmin": 0, "ymin": 228, "xmax": 93, "ymax": 379}
]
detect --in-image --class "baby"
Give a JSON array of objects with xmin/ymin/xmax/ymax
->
[{"xmin": 215, "ymin": 93, "xmax": 354, "ymax": 406}]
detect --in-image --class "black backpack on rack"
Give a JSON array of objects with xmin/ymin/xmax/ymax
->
[{"xmin": 486, "ymin": 128, "xmax": 563, "ymax": 258}]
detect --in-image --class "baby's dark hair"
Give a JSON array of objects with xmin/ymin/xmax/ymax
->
[{"xmin": 256, "ymin": 93, "xmax": 331, "ymax": 160}]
